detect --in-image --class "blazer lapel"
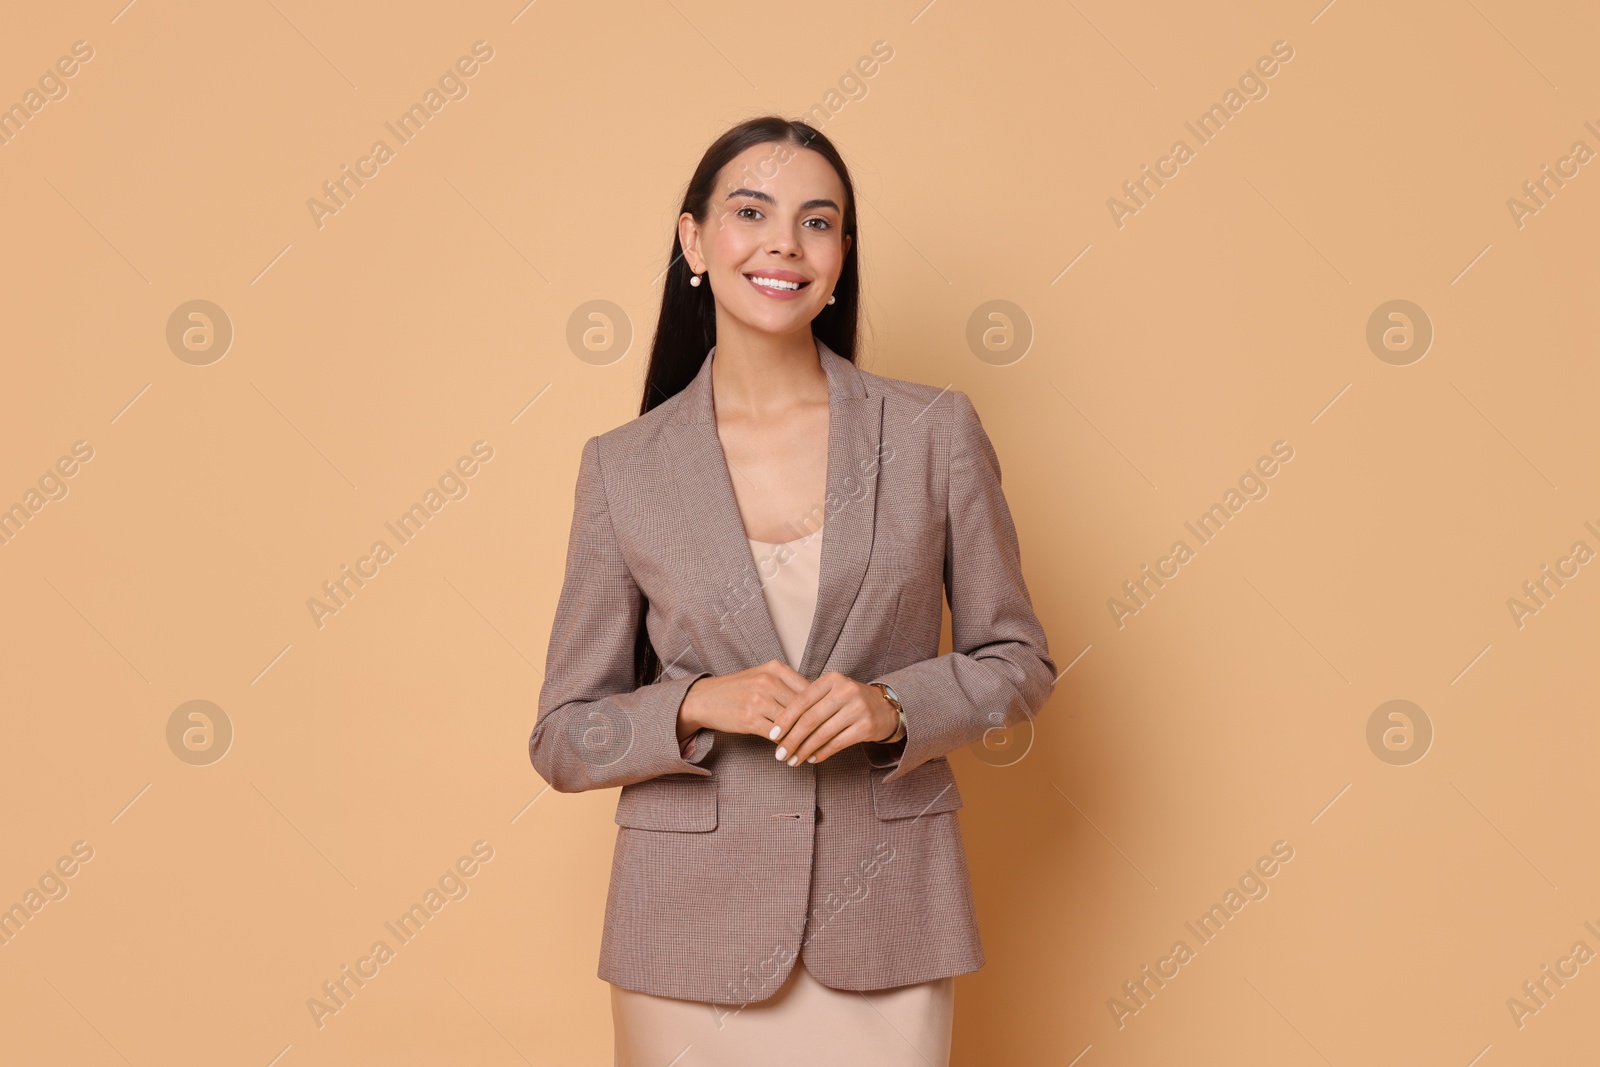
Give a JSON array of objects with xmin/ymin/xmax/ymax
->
[{"xmin": 661, "ymin": 337, "xmax": 884, "ymax": 679}]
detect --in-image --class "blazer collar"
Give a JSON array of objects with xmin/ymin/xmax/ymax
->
[
  {"xmin": 662, "ymin": 336, "xmax": 885, "ymax": 679},
  {"xmin": 667, "ymin": 335, "xmax": 870, "ymax": 423}
]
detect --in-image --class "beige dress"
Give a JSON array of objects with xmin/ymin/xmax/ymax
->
[{"xmin": 610, "ymin": 522, "xmax": 956, "ymax": 1066}]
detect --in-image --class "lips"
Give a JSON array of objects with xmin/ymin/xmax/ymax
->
[{"xmin": 743, "ymin": 271, "xmax": 812, "ymax": 299}]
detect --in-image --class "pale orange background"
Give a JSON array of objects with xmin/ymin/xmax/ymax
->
[{"xmin": 2, "ymin": 1, "xmax": 1597, "ymax": 1064}]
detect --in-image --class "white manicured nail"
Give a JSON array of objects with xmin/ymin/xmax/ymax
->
[
  {"xmin": 787, "ymin": 755, "xmax": 799, "ymax": 767},
  {"xmin": 775, "ymin": 747, "xmax": 787, "ymax": 760},
  {"xmin": 769, "ymin": 725, "xmax": 781, "ymax": 740}
]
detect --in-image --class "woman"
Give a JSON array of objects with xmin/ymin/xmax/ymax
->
[{"xmin": 529, "ymin": 116, "xmax": 1055, "ymax": 1066}]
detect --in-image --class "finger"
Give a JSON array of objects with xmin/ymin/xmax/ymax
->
[
  {"xmin": 760, "ymin": 665, "xmax": 809, "ymax": 739},
  {"xmin": 770, "ymin": 673, "xmax": 838, "ymax": 743},
  {"xmin": 804, "ymin": 717, "xmax": 876, "ymax": 765},
  {"xmin": 776, "ymin": 690, "xmax": 850, "ymax": 763},
  {"xmin": 759, "ymin": 676, "xmax": 810, "ymax": 740},
  {"xmin": 786, "ymin": 704, "xmax": 860, "ymax": 766},
  {"xmin": 765, "ymin": 660, "xmax": 809, "ymax": 692}
]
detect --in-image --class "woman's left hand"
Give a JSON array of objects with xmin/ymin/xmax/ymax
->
[{"xmin": 769, "ymin": 671, "xmax": 898, "ymax": 767}]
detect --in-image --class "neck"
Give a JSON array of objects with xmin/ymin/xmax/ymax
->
[{"xmin": 709, "ymin": 323, "xmax": 827, "ymax": 419}]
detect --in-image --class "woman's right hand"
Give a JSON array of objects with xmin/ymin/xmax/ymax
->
[{"xmin": 679, "ymin": 660, "xmax": 809, "ymax": 745}]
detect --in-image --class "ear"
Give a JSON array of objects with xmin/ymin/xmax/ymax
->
[
  {"xmin": 842, "ymin": 232, "xmax": 852, "ymax": 260},
  {"xmin": 678, "ymin": 212, "xmax": 704, "ymax": 274}
]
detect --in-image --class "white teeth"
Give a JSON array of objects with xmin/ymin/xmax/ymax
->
[{"xmin": 748, "ymin": 275, "xmax": 802, "ymax": 290}]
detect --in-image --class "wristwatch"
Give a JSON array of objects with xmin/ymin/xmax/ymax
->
[{"xmin": 870, "ymin": 683, "xmax": 906, "ymax": 744}]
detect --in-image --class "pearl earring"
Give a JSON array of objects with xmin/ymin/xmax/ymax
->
[
  {"xmin": 827, "ymin": 294, "xmax": 836, "ymax": 305},
  {"xmin": 689, "ymin": 272, "xmax": 702, "ymax": 287}
]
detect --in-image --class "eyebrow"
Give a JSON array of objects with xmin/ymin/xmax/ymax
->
[{"xmin": 725, "ymin": 187, "xmax": 841, "ymax": 212}]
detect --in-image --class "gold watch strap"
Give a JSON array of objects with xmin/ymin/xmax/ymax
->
[{"xmin": 872, "ymin": 683, "xmax": 906, "ymax": 743}]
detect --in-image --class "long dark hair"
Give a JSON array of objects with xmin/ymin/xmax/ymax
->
[{"xmin": 633, "ymin": 116, "xmax": 862, "ymax": 690}]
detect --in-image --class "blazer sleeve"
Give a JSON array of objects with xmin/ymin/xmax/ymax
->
[
  {"xmin": 863, "ymin": 390, "xmax": 1056, "ymax": 784},
  {"xmin": 529, "ymin": 435, "xmax": 717, "ymax": 792}
]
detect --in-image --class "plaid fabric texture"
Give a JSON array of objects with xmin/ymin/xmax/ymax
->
[{"xmin": 530, "ymin": 339, "xmax": 1055, "ymax": 1004}]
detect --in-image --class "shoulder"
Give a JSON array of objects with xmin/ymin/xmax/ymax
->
[
  {"xmin": 856, "ymin": 360, "xmax": 952, "ymax": 409},
  {"xmin": 854, "ymin": 361, "xmax": 979, "ymax": 424},
  {"xmin": 582, "ymin": 392, "xmax": 684, "ymax": 472},
  {"xmin": 854, "ymin": 361, "xmax": 986, "ymax": 449},
  {"xmin": 857, "ymin": 363, "xmax": 1008, "ymax": 488}
]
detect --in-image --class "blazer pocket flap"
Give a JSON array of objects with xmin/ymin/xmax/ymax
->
[
  {"xmin": 614, "ymin": 777, "xmax": 718, "ymax": 832},
  {"xmin": 871, "ymin": 757, "xmax": 964, "ymax": 820}
]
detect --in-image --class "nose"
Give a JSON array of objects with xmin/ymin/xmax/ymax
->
[{"xmin": 765, "ymin": 228, "xmax": 801, "ymax": 258}]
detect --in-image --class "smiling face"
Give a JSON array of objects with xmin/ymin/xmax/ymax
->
[{"xmin": 679, "ymin": 142, "xmax": 852, "ymax": 338}]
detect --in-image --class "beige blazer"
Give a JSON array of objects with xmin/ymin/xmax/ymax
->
[{"xmin": 530, "ymin": 339, "xmax": 1055, "ymax": 1006}]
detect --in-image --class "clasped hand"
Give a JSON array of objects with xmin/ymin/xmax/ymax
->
[{"xmin": 680, "ymin": 660, "xmax": 899, "ymax": 766}]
